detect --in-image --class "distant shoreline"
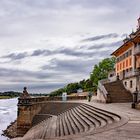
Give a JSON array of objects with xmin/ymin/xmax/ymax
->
[{"xmin": 0, "ymin": 96, "xmax": 17, "ymax": 99}]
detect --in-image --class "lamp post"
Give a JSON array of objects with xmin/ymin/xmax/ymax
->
[{"xmin": 132, "ymin": 87, "xmax": 138, "ymax": 108}]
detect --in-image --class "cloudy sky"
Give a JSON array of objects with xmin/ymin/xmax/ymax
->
[{"xmin": 0, "ymin": 0, "xmax": 140, "ymax": 93}]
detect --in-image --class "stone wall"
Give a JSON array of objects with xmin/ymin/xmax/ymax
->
[
  {"xmin": 122, "ymin": 77, "xmax": 137, "ymax": 93},
  {"xmin": 96, "ymin": 89, "xmax": 107, "ymax": 103},
  {"xmin": 17, "ymin": 101, "xmax": 45, "ymax": 136},
  {"xmin": 17, "ymin": 95, "xmax": 87, "ymax": 136}
]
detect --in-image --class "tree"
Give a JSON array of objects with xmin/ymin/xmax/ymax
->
[
  {"xmin": 66, "ymin": 82, "xmax": 80, "ymax": 94},
  {"xmin": 84, "ymin": 79, "xmax": 93, "ymax": 91},
  {"xmin": 90, "ymin": 57, "xmax": 115, "ymax": 90}
]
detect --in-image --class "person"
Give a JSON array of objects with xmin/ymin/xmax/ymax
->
[{"xmin": 88, "ymin": 91, "xmax": 93, "ymax": 102}]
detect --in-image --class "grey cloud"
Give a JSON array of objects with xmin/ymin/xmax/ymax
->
[
  {"xmin": 82, "ymin": 33, "xmax": 119, "ymax": 42},
  {"xmin": 0, "ymin": 67, "xmax": 55, "ymax": 80},
  {"xmin": 2, "ymin": 52, "xmax": 28, "ymax": 60},
  {"xmin": 87, "ymin": 41, "xmax": 122, "ymax": 50},
  {"xmin": 1, "ymin": 40, "xmax": 122, "ymax": 62},
  {"xmin": 41, "ymin": 58, "xmax": 99, "ymax": 74},
  {"xmin": 31, "ymin": 49, "xmax": 52, "ymax": 56}
]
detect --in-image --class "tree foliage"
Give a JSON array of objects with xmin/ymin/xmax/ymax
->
[{"xmin": 90, "ymin": 57, "xmax": 115, "ymax": 87}]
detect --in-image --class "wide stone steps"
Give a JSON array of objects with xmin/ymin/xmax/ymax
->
[
  {"xmin": 104, "ymin": 80, "xmax": 132, "ymax": 103},
  {"xmin": 22, "ymin": 103, "xmax": 121, "ymax": 140},
  {"xmin": 82, "ymin": 104, "xmax": 120, "ymax": 122}
]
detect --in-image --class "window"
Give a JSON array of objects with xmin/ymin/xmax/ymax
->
[
  {"xmin": 129, "ymin": 58, "xmax": 132, "ymax": 66},
  {"xmin": 110, "ymin": 74, "xmax": 113, "ymax": 77},
  {"xmin": 126, "ymin": 59, "xmax": 128, "ymax": 67},
  {"xmin": 123, "ymin": 61, "xmax": 125, "ymax": 68},
  {"xmin": 130, "ymin": 80, "xmax": 133, "ymax": 88},
  {"xmin": 126, "ymin": 69, "xmax": 129, "ymax": 72},
  {"xmin": 124, "ymin": 81, "xmax": 127, "ymax": 87},
  {"xmin": 122, "ymin": 54, "xmax": 125, "ymax": 59},
  {"xmin": 120, "ymin": 63, "xmax": 122, "ymax": 70},
  {"xmin": 117, "ymin": 64, "xmax": 119, "ymax": 71},
  {"xmin": 126, "ymin": 52, "xmax": 129, "ymax": 57},
  {"xmin": 120, "ymin": 56, "xmax": 122, "ymax": 61},
  {"xmin": 129, "ymin": 50, "xmax": 132, "ymax": 55}
]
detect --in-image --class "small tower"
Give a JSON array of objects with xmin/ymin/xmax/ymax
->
[{"xmin": 137, "ymin": 16, "xmax": 140, "ymax": 30}]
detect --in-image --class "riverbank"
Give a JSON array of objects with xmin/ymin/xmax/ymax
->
[
  {"xmin": 2, "ymin": 120, "xmax": 17, "ymax": 139},
  {"xmin": 0, "ymin": 96, "xmax": 13, "ymax": 99},
  {"xmin": 0, "ymin": 96, "xmax": 19, "ymax": 99}
]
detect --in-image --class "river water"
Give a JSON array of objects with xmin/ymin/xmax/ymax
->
[{"xmin": 0, "ymin": 98, "xmax": 17, "ymax": 140}]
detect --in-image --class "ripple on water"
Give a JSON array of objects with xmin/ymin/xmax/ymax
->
[{"xmin": 0, "ymin": 98, "xmax": 17, "ymax": 140}]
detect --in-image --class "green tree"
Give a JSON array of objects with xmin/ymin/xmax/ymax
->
[
  {"xmin": 90, "ymin": 57, "xmax": 115, "ymax": 90},
  {"xmin": 66, "ymin": 82, "xmax": 80, "ymax": 94}
]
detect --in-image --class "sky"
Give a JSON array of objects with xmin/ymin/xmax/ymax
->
[{"xmin": 0, "ymin": 0, "xmax": 140, "ymax": 93}]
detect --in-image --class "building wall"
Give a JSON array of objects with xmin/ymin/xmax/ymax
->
[
  {"xmin": 108, "ymin": 70, "xmax": 116, "ymax": 82},
  {"xmin": 116, "ymin": 48, "xmax": 133, "ymax": 75},
  {"xmin": 136, "ymin": 56, "xmax": 140, "ymax": 68},
  {"xmin": 97, "ymin": 89, "xmax": 107, "ymax": 103},
  {"xmin": 123, "ymin": 77, "xmax": 137, "ymax": 93}
]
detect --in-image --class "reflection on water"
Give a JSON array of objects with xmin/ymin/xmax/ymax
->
[{"xmin": 0, "ymin": 98, "xmax": 17, "ymax": 140}]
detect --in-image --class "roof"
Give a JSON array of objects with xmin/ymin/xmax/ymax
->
[{"xmin": 111, "ymin": 29, "xmax": 140, "ymax": 56}]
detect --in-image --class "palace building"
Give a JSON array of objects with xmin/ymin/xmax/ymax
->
[
  {"xmin": 111, "ymin": 17, "xmax": 140, "ymax": 93},
  {"xmin": 97, "ymin": 18, "xmax": 140, "ymax": 103}
]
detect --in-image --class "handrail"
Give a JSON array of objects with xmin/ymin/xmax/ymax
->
[
  {"xmin": 98, "ymin": 81, "xmax": 108, "ymax": 100},
  {"xmin": 99, "ymin": 78, "xmax": 110, "ymax": 84}
]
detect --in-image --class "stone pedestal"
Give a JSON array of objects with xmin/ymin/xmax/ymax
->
[{"xmin": 17, "ymin": 101, "xmax": 32, "ymax": 136}]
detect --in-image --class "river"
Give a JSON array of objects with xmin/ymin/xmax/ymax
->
[{"xmin": 0, "ymin": 98, "xmax": 17, "ymax": 140}]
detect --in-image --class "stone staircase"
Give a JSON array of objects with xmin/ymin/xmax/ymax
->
[
  {"xmin": 22, "ymin": 103, "xmax": 121, "ymax": 140},
  {"xmin": 104, "ymin": 80, "xmax": 133, "ymax": 103}
]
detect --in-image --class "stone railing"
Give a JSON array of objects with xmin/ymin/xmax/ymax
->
[
  {"xmin": 124, "ymin": 69, "xmax": 140, "ymax": 79},
  {"xmin": 99, "ymin": 78, "xmax": 111, "ymax": 84},
  {"xmin": 97, "ymin": 79, "xmax": 111, "ymax": 103},
  {"xmin": 134, "ymin": 44, "xmax": 140, "ymax": 55},
  {"xmin": 98, "ymin": 81, "xmax": 108, "ymax": 100},
  {"xmin": 18, "ymin": 95, "xmax": 87, "ymax": 105}
]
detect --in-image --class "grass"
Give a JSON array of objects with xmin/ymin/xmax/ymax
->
[{"xmin": 0, "ymin": 96, "xmax": 13, "ymax": 99}]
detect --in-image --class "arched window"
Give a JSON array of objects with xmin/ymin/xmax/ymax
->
[
  {"xmin": 124, "ymin": 81, "xmax": 127, "ymax": 87},
  {"xmin": 130, "ymin": 80, "xmax": 133, "ymax": 88}
]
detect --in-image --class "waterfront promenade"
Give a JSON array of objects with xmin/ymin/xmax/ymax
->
[
  {"xmin": 13, "ymin": 97, "xmax": 140, "ymax": 140},
  {"xmin": 76, "ymin": 100, "xmax": 140, "ymax": 140}
]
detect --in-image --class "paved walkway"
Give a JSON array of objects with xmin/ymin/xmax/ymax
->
[
  {"xmin": 13, "ymin": 98, "xmax": 140, "ymax": 140},
  {"xmin": 70, "ymin": 98, "xmax": 140, "ymax": 140}
]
